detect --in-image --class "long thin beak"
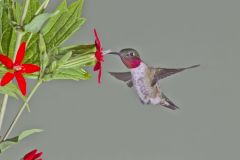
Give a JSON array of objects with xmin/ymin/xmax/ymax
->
[{"xmin": 108, "ymin": 52, "xmax": 120, "ymax": 56}]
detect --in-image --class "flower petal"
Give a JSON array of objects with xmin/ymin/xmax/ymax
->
[
  {"xmin": 23, "ymin": 149, "xmax": 38, "ymax": 160},
  {"xmin": 93, "ymin": 61, "xmax": 101, "ymax": 71},
  {"xmin": 95, "ymin": 50, "xmax": 103, "ymax": 62},
  {"xmin": 98, "ymin": 67, "xmax": 102, "ymax": 84},
  {"xmin": 0, "ymin": 54, "xmax": 13, "ymax": 69},
  {"xmin": 93, "ymin": 28, "xmax": 102, "ymax": 50},
  {"xmin": 22, "ymin": 64, "xmax": 41, "ymax": 73},
  {"xmin": 93, "ymin": 62, "xmax": 102, "ymax": 84},
  {"xmin": 32, "ymin": 151, "xmax": 43, "ymax": 160},
  {"xmin": 0, "ymin": 72, "xmax": 14, "ymax": 86},
  {"xmin": 15, "ymin": 72, "xmax": 27, "ymax": 95},
  {"xmin": 15, "ymin": 42, "xmax": 26, "ymax": 65}
]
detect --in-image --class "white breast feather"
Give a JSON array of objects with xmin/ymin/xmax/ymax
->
[{"xmin": 130, "ymin": 63, "xmax": 162, "ymax": 104}]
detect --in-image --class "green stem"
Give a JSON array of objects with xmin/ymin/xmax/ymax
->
[
  {"xmin": 20, "ymin": 0, "xmax": 30, "ymax": 26},
  {"xmin": 2, "ymin": 81, "xmax": 42, "ymax": 141},
  {"xmin": 0, "ymin": 95, "xmax": 9, "ymax": 133},
  {"xmin": 13, "ymin": 31, "xmax": 24, "ymax": 59},
  {"xmin": 0, "ymin": 30, "xmax": 24, "ymax": 135},
  {"xmin": 35, "ymin": 0, "xmax": 50, "ymax": 15},
  {"xmin": 26, "ymin": 33, "xmax": 33, "ymax": 45},
  {"xmin": 62, "ymin": 60, "xmax": 95, "ymax": 68},
  {"xmin": 0, "ymin": 0, "xmax": 30, "ymax": 138}
]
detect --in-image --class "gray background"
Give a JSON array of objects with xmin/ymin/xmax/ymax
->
[{"xmin": 2, "ymin": 0, "xmax": 240, "ymax": 159}]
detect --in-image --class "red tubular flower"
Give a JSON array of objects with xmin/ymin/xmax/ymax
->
[
  {"xmin": 0, "ymin": 42, "xmax": 40, "ymax": 95},
  {"xmin": 93, "ymin": 28, "xmax": 104, "ymax": 84},
  {"xmin": 23, "ymin": 149, "xmax": 43, "ymax": 160}
]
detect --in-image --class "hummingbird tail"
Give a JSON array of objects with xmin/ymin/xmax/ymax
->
[
  {"xmin": 160, "ymin": 93, "xmax": 180, "ymax": 110},
  {"xmin": 186, "ymin": 64, "xmax": 200, "ymax": 69}
]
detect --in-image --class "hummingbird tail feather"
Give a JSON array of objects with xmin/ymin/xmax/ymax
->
[{"xmin": 160, "ymin": 93, "xmax": 180, "ymax": 110}]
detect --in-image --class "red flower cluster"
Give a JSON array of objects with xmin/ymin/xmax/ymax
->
[
  {"xmin": 93, "ymin": 28, "xmax": 104, "ymax": 84},
  {"xmin": 0, "ymin": 42, "xmax": 40, "ymax": 95},
  {"xmin": 23, "ymin": 149, "xmax": 43, "ymax": 160}
]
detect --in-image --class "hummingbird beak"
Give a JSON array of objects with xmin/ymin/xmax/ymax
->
[{"xmin": 108, "ymin": 52, "xmax": 120, "ymax": 56}]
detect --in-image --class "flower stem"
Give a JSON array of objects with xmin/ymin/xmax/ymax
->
[
  {"xmin": 35, "ymin": 0, "xmax": 50, "ymax": 15},
  {"xmin": 20, "ymin": 0, "xmax": 30, "ymax": 26},
  {"xmin": 0, "ymin": 25, "xmax": 24, "ymax": 135},
  {"xmin": 0, "ymin": 0, "xmax": 30, "ymax": 138},
  {"xmin": 0, "ymin": 95, "xmax": 9, "ymax": 133},
  {"xmin": 2, "ymin": 81, "xmax": 42, "ymax": 141},
  {"xmin": 13, "ymin": 31, "xmax": 24, "ymax": 59}
]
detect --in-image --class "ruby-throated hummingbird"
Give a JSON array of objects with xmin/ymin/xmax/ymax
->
[{"xmin": 108, "ymin": 48, "xmax": 200, "ymax": 110}]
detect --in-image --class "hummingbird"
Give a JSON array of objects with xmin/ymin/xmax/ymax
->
[{"xmin": 108, "ymin": 48, "xmax": 200, "ymax": 110}]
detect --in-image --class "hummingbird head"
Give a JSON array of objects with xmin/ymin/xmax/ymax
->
[{"xmin": 109, "ymin": 48, "xmax": 141, "ymax": 69}]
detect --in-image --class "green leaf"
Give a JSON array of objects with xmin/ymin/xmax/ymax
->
[
  {"xmin": 44, "ymin": 67, "xmax": 91, "ymax": 81},
  {"xmin": 59, "ymin": 44, "xmax": 96, "ymax": 56},
  {"xmin": 24, "ymin": 0, "xmax": 85, "ymax": 65},
  {"xmin": 40, "ymin": 52, "xmax": 49, "ymax": 71},
  {"xmin": 49, "ymin": 60, "xmax": 57, "ymax": 73},
  {"xmin": 24, "ymin": 11, "xmax": 59, "ymax": 33},
  {"xmin": 1, "ymin": 0, "xmax": 16, "ymax": 58},
  {"xmin": 0, "ymin": 83, "xmax": 19, "ymax": 99},
  {"xmin": 12, "ymin": 1, "xmax": 22, "ymax": 24},
  {"xmin": 24, "ymin": 0, "xmax": 40, "ymax": 24},
  {"xmin": 57, "ymin": 44, "xmax": 96, "ymax": 68},
  {"xmin": 23, "ymin": 33, "xmax": 39, "ymax": 64},
  {"xmin": 0, "ymin": 81, "xmax": 31, "ymax": 111},
  {"xmin": 56, "ymin": 51, "xmax": 72, "ymax": 67},
  {"xmin": 38, "ymin": 33, "xmax": 46, "ymax": 53},
  {"xmin": 62, "ymin": 54, "xmax": 95, "ymax": 69},
  {"xmin": 0, "ymin": 3, "xmax": 4, "ymax": 53},
  {"xmin": 0, "ymin": 129, "xmax": 43, "ymax": 153},
  {"xmin": 42, "ymin": 0, "xmax": 85, "ymax": 50}
]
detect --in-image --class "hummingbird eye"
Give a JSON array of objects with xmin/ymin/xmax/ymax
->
[{"xmin": 129, "ymin": 52, "xmax": 134, "ymax": 56}]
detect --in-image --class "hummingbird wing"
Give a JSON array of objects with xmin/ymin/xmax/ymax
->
[
  {"xmin": 109, "ymin": 72, "xmax": 133, "ymax": 87},
  {"xmin": 151, "ymin": 64, "xmax": 200, "ymax": 86}
]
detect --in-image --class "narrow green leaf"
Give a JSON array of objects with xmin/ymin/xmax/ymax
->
[
  {"xmin": 49, "ymin": 67, "xmax": 91, "ymax": 81},
  {"xmin": 59, "ymin": 44, "xmax": 96, "ymax": 56},
  {"xmin": 41, "ymin": 52, "xmax": 49, "ymax": 70},
  {"xmin": 40, "ymin": 0, "xmax": 68, "ymax": 34},
  {"xmin": 23, "ymin": 33, "xmax": 39, "ymax": 64},
  {"xmin": 56, "ymin": 51, "xmax": 72, "ymax": 67},
  {"xmin": 0, "ymin": 83, "xmax": 18, "ymax": 99},
  {"xmin": 12, "ymin": 1, "xmax": 22, "ymax": 24},
  {"xmin": 0, "ymin": 2, "xmax": 4, "ymax": 53},
  {"xmin": 38, "ymin": 33, "xmax": 46, "ymax": 53},
  {"xmin": 0, "ymin": 129, "xmax": 43, "ymax": 153},
  {"xmin": 1, "ymin": 0, "xmax": 16, "ymax": 57},
  {"xmin": 24, "ymin": 0, "xmax": 84, "ymax": 65},
  {"xmin": 55, "ymin": 18, "xmax": 85, "ymax": 46},
  {"xmin": 61, "ymin": 54, "xmax": 95, "ymax": 69},
  {"xmin": 24, "ymin": 11, "xmax": 59, "ymax": 33},
  {"xmin": 49, "ymin": 60, "xmax": 57, "ymax": 72},
  {"xmin": 42, "ymin": 0, "xmax": 85, "ymax": 50},
  {"xmin": 0, "ymin": 81, "xmax": 30, "ymax": 110},
  {"xmin": 24, "ymin": 0, "xmax": 40, "ymax": 24}
]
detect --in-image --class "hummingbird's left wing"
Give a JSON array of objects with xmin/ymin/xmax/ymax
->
[
  {"xmin": 151, "ymin": 64, "xmax": 200, "ymax": 86},
  {"xmin": 109, "ymin": 72, "xmax": 133, "ymax": 87}
]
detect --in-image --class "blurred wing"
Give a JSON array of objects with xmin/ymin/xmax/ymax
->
[
  {"xmin": 109, "ymin": 72, "xmax": 133, "ymax": 87},
  {"xmin": 151, "ymin": 64, "xmax": 200, "ymax": 86}
]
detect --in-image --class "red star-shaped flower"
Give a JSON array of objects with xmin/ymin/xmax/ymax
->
[
  {"xmin": 23, "ymin": 149, "xmax": 43, "ymax": 160},
  {"xmin": 0, "ymin": 42, "xmax": 40, "ymax": 95},
  {"xmin": 93, "ymin": 28, "xmax": 104, "ymax": 84}
]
